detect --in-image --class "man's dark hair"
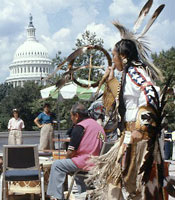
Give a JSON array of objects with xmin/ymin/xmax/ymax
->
[
  {"xmin": 71, "ymin": 103, "xmax": 88, "ymax": 121},
  {"xmin": 43, "ymin": 103, "xmax": 50, "ymax": 108},
  {"xmin": 114, "ymin": 39, "xmax": 139, "ymax": 62}
]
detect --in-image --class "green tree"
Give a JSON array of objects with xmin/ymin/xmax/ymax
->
[
  {"xmin": 152, "ymin": 47, "xmax": 175, "ymax": 85},
  {"xmin": 73, "ymin": 30, "xmax": 106, "ymax": 81},
  {"xmin": 152, "ymin": 47, "xmax": 175, "ymax": 130},
  {"xmin": 48, "ymin": 31, "xmax": 108, "ymax": 129},
  {"xmin": 52, "ymin": 51, "xmax": 66, "ymax": 71},
  {"xmin": 0, "ymin": 83, "xmax": 12, "ymax": 100},
  {"xmin": 50, "ymin": 51, "xmax": 67, "ymax": 84},
  {"xmin": 0, "ymin": 82, "xmax": 41, "ymax": 131}
]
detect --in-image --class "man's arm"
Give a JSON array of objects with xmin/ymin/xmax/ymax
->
[
  {"xmin": 67, "ymin": 125, "xmax": 84, "ymax": 158},
  {"xmin": 66, "ymin": 149, "xmax": 76, "ymax": 159}
]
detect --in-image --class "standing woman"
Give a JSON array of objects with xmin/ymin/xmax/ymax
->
[
  {"xmin": 8, "ymin": 109, "xmax": 25, "ymax": 145},
  {"xmin": 34, "ymin": 103, "xmax": 54, "ymax": 150}
]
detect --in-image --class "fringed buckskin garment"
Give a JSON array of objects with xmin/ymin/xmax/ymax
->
[{"xmin": 87, "ymin": 64, "xmax": 168, "ymax": 199}]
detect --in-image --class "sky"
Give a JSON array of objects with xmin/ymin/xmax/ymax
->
[{"xmin": 0, "ymin": 0, "xmax": 174, "ymax": 83}]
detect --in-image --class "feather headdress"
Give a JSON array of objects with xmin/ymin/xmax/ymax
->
[{"xmin": 113, "ymin": 0, "xmax": 165, "ymax": 81}]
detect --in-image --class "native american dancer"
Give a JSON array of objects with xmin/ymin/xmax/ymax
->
[{"xmin": 86, "ymin": 1, "xmax": 175, "ymax": 200}]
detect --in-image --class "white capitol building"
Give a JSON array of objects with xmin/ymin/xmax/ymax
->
[{"xmin": 6, "ymin": 15, "xmax": 53, "ymax": 87}]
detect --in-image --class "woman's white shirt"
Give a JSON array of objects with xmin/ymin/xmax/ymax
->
[
  {"xmin": 8, "ymin": 117, "xmax": 25, "ymax": 130},
  {"xmin": 123, "ymin": 67, "xmax": 160, "ymax": 122}
]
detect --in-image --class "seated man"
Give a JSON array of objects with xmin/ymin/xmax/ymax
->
[{"xmin": 47, "ymin": 103, "xmax": 105, "ymax": 200}]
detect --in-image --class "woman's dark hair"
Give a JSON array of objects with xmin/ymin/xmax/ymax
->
[
  {"xmin": 12, "ymin": 108, "xmax": 19, "ymax": 113},
  {"xmin": 71, "ymin": 103, "xmax": 88, "ymax": 121},
  {"xmin": 114, "ymin": 39, "xmax": 140, "ymax": 130},
  {"xmin": 43, "ymin": 103, "xmax": 50, "ymax": 108},
  {"xmin": 12, "ymin": 108, "xmax": 19, "ymax": 117},
  {"xmin": 114, "ymin": 39, "xmax": 139, "ymax": 62}
]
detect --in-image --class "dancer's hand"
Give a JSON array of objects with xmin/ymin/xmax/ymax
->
[
  {"xmin": 39, "ymin": 124, "xmax": 44, "ymax": 128},
  {"xmin": 131, "ymin": 130, "xmax": 143, "ymax": 143},
  {"xmin": 105, "ymin": 66, "xmax": 115, "ymax": 81}
]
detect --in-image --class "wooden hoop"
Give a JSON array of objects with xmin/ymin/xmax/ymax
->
[{"xmin": 68, "ymin": 45, "xmax": 112, "ymax": 88}]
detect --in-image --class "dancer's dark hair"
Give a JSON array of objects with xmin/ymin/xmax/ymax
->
[{"xmin": 114, "ymin": 39, "xmax": 139, "ymax": 62}]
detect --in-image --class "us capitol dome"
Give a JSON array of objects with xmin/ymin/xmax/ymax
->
[{"xmin": 6, "ymin": 14, "xmax": 53, "ymax": 87}]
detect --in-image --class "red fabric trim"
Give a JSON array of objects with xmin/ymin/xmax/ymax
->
[
  {"xmin": 128, "ymin": 67, "xmax": 147, "ymax": 87},
  {"xmin": 128, "ymin": 71, "xmax": 141, "ymax": 87},
  {"xmin": 134, "ymin": 67, "xmax": 147, "ymax": 81},
  {"xmin": 140, "ymin": 81, "xmax": 153, "ymax": 91},
  {"xmin": 128, "ymin": 67, "xmax": 153, "ymax": 105}
]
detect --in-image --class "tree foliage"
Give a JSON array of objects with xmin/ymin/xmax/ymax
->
[
  {"xmin": 48, "ymin": 30, "xmax": 107, "ymax": 129},
  {"xmin": 152, "ymin": 47, "xmax": 175, "ymax": 130},
  {"xmin": 0, "ymin": 82, "xmax": 41, "ymax": 131},
  {"xmin": 73, "ymin": 31, "xmax": 106, "ymax": 81},
  {"xmin": 51, "ymin": 51, "xmax": 67, "ymax": 81}
]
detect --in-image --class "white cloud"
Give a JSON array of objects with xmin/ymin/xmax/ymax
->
[
  {"xmin": 148, "ymin": 19, "xmax": 175, "ymax": 52},
  {"xmin": 41, "ymin": 28, "xmax": 72, "ymax": 56},
  {"xmin": 53, "ymin": 28, "xmax": 70, "ymax": 40},
  {"xmin": 37, "ymin": 0, "xmax": 71, "ymax": 13},
  {"xmin": 0, "ymin": 37, "xmax": 13, "ymax": 81},
  {"xmin": 108, "ymin": 0, "xmax": 175, "ymax": 55},
  {"xmin": 80, "ymin": 22, "xmax": 120, "ymax": 49},
  {"xmin": 41, "ymin": 3, "xmax": 100, "ymax": 57},
  {"xmin": 71, "ymin": 6, "xmax": 99, "ymax": 30},
  {"xmin": 0, "ymin": 0, "xmax": 174, "ymax": 83},
  {"xmin": 109, "ymin": 0, "xmax": 139, "ymax": 25}
]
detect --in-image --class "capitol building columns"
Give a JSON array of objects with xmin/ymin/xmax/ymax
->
[{"xmin": 6, "ymin": 14, "xmax": 53, "ymax": 87}]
